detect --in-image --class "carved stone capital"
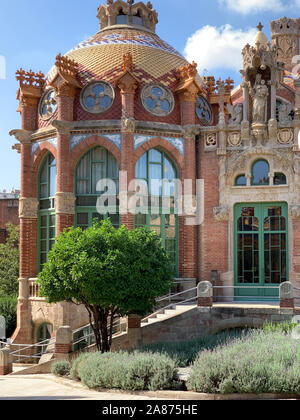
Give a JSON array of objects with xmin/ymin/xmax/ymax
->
[
  {"xmin": 52, "ymin": 120, "xmax": 73, "ymax": 135},
  {"xmin": 213, "ymin": 206, "xmax": 229, "ymax": 222},
  {"xmin": 55, "ymin": 192, "xmax": 76, "ymax": 215},
  {"xmin": 290, "ymin": 205, "xmax": 300, "ymax": 218},
  {"xmin": 9, "ymin": 129, "xmax": 32, "ymax": 144},
  {"xmin": 116, "ymin": 72, "xmax": 139, "ymax": 94},
  {"xmin": 19, "ymin": 198, "xmax": 39, "ymax": 219},
  {"xmin": 183, "ymin": 124, "xmax": 200, "ymax": 137},
  {"xmin": 12, "ymin": 144, "xmax": 21, "ymax": 154},
  {"xmin": 121, "ymin": 117, "xmax": 135, "ymax": 133}
]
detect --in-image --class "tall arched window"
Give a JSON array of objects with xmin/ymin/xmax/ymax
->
[
  {"xmin": 75, "ymin": 146, "xmax": 120, "ymax": 229},
  {"xmin": 251, "ymin": 160, "xmax": 269, "ymax": 186},
  {"xmin": 135, "ymin": 148, "xmax": 179, "ymax": 275},
  {"xmin": 38, "ymin": 154, "xmax": 56, "ymax": 271}
]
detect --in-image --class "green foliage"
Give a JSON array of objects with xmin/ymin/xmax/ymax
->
[
  {"xmin": 262, "ymin": 321, "xmax": 297, "ymax": 334},
  {"xmin": 76, "ymin": 351, "xmax": 178, "ymax": 391},
  {"xmin": 0, "ymin": 224, "xmax": 19, "ymax": 298},
  {"xmin": 0, "ymin": 295, "xmax": 17, "ymax": 337},
  {"xmin": 187, "ymin": 330, "xmax": 300, "ymax": 395},
  {"xmin": 51, "ymin": 360, "xmax": 71, "ymax": 377},
  {"xmin": 38, "ymin": 220, "xmax": 173, "ymax": 314},
  {"xmin": 70, "ymin": 353, "xmax": 91, "ymax": 380},
  {"xmin": 38, "ymin": 220, "xmax": 173, "ymax": 352},
  {"xmin": 138, "ymin": 329, "xmax": 248, "ymax": 367}
]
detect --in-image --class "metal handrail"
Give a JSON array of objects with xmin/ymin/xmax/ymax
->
[
  {"xmin": 157, "ymin": 286, "xmax": 197, "ymax": 303},
  {"xmin": 142, "ymin": 295, "xmax": 197, "ymax": 324}
]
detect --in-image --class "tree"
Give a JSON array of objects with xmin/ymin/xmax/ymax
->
[
  {"xmin": 0, "ymin": 224, "xmax": 19, "ymax": 298},
  {"xmin": 38, "ymin": 220, "xmax": 174, "ymax": 353}
]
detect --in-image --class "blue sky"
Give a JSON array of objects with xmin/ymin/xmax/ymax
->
[{"xmin": 0, "ymin": 0, "xmax": 300, "ymax": 190}]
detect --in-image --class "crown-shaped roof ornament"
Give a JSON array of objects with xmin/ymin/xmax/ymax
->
[{"xmin": 98, "ymin": 0, "xmax": 158, "ymax": 32}]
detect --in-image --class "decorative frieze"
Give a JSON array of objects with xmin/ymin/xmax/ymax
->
[
  {"xmin": 277, "ymin": 128, "xmax": 294, "ymax": 145},
  {"xmin": 70, "ymin": 133, "xmax": 122, "ymax": 151},
  {"xmin": 52, "ymin": 120, "xmax": 73, "ymax": 135},
  {"xmin": 19, "ymin": 198, "xmax": 39, "ymax": 219},
  {"xmin": 205, "ymin": 133, "xmax": 217, "ymax": 148},
  {"xmin": 121, "ymin": 117, "xmax": 135, "ymax": 133},
  {"xmin": 55, "ymin": 192, "xmax": 76, "ymax": 215},
  {"xmin": 134, "ymin": 134, "xmax": 184, "ymax": 155},
  {"xmin": 227, "ymin": 132, "xmax": 241, "ymax": 147},
  {"xmin": 213, "ymin": 206, "xmax": 229, "ymax": 222}
]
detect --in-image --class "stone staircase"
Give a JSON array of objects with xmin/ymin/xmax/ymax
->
[{"xmin": 141, "ymin": 304, "xmax": 197, "ymax": 327}]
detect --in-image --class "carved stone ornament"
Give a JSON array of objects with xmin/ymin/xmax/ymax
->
[
  {"xmin": 277, "ymin": 128, "xmax": 293, "ymax": 144},
  {"xmin": 206, "ymin": 133, "xmax": 217, "ymax": 147},
  {"xmin": 80, "ymin": 81, "xmax": 115, "ymax": 114},
  {"xmin": 9, "ymin": 129, "xmax": 32, "ymax": 144},
  {"xmin": 183, "ymin": 125, "xmax": 200, "ymax": 137},
  {"xmin": 228, "ymin": 132, "xmax": 241, "ymax": 147},
  {"xmin": 19, "ymin": 198, "xmax": 39, "ymax": 219},
  {"xmin": 52, "ymin": 120, "xmax": 73, "ymax": 135},
  {"xmin": 39, "ymin": 89, "xmax": 57, "ymax": 120},
  {"xmin": 290, "ymin": 205, "xmax": 300, "ymax": 218},
  {"xmin": 55, "ymin": 192, "xmax": 76, "ymax": 215},
  {"xmin": 121, "ymin": 117, "xmax": 135, "ymax": 133},
  {"xmin": 249, "ymin": 75, "xmax": 269, "ymax": 124},
  {"xmin": 278, "ymin": 103, "xmax": 294, "ymax": 125},
  {"xmin": 141, "ymin": 83, "xmax": 174, "ymax": 117},
  {"xmin": 227, "ymin": 103, "xmax": 243, "ymax": 126},
  {"xmin": 213, "ymin": 206, "xmax": 229, "ymax": 222}
]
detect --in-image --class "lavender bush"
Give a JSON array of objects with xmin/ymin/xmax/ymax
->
[{"xmin": 187, "ymin": 330, "xmax": 300, "ymax": 394}]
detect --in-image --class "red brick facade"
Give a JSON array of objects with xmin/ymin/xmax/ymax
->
[{"xmin": 10, "ymin": 2, "xmax": 300, "ymax": 344}]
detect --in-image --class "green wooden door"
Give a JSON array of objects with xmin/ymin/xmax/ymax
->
[{"xmin": 234, "ymin": 203, "xmax": 288, "ymax": 301}]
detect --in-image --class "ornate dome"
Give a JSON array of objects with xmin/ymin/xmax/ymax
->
[{"xmin": 47, "ymin": 1, "xmax": 203, "ymax": 90}]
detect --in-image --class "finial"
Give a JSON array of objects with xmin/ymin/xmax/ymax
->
[
  {"xmin": 127, "ymin": 0, "xmax": 134, "ymax": 5},
  {"xmin": 257, "ymin": 22, "xmax": 263, "ymax": 32},
  {"xmin": 146, "ymin": 1, "xmax": 153, "ymax": 8},
  {"xmin": 107, "ymin": 0, "xmax": 114, "ymax": 4}
]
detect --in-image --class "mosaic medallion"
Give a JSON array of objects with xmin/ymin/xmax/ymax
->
[
  {"xmin": 196, "ymin": 95, "xmax": 213, "ymax": 125},
  {"xmin": 39, "ymin": 89, "xmax": 57, "ymax": 120},
  {"xmin": 80, "ymin": 81, "xmax": 115, "ymax": 114},
  {"xmin": 141, "ymin": 84, "xmax": 174, "ymax": 117}
]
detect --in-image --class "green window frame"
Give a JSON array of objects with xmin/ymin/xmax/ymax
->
[
  {"xmin": 37, "ymin": 154, "xmax": 57, "ymax": 272},
  {"xmin": 134, "ymin": 148, "xmax": 179, "ymax": 276},
  {"xmin": 75, "ymin": 146, "xmax": 120, "ymax": 229}
]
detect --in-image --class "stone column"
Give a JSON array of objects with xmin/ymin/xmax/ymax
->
[
  {"xmin": 178, "ymin": 86, "xmax": 199, "ymax": 279},
  {"xmin": 116, "ymin": 59, "xmax": 139, "ymax": 230},
  {"xmin": 197, "ymin": 281, "xmax": 213, "ymax": 307},
  {"xmin": 0, "ymin": 348, "xmax": 13, "ymax": 376},
  {"xmin": 280, "ymin": 281, "xmax": 295, "ymax": 309},
  {"xmin": 55, "ymin": 326, "xmax": 73, "ymax": 359},
  {"xmin": 10, "ymin": 88, "xmax": 41, "ymax": 344},
  {"xmin": 53, "ymin": 87, "xmax": 76, "ymax": 234}
]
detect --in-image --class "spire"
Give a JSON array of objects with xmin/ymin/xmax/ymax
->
[{"xmin": 254, "ymin": 22, "xmax": 269, "ymax": 47}]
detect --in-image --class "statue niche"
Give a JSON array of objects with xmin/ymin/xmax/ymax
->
[{"xmin": 249, "ymin": 74, "xmax": 269, "ymax": 124}]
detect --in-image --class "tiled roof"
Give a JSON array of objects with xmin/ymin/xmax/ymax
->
[{"xmin": 47, "ymin": 28, "xmax": 203, "ymax": 88}]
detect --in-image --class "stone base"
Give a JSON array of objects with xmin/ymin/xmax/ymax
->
[
  {"xmin": 280, "ymin": 299, "xmax": 294, "ymax": 309},
  {"xmin": 197, "ymin": 297, "xmax": 213, "ymax": 307},
  {"xmin": 0, "ymin": 365, "xmax": 12, "ymax": 376},
  {"xmin": 127, "ymin": 315, "xmax": 142, "ymax": 329}
]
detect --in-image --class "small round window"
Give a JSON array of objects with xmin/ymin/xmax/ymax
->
[
  {"xmin": 141, "ymin": 84, "xmax": 174, "ymax": 117},
  {"xmin": 80, "ymin": 81, "xmax": 115, "ymax": 114},
  {"xmin": 196, "ymin": 95, "xmax": 213, "ymax": 125},
  {"xmin": 39, "ymin": 89, "xmax": 57, "ymax": 120}
]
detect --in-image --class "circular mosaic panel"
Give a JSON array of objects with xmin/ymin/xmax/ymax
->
[
  {"xmin": 39, "ymin": 89, "xmax": 57, "ymax": 120},
  {"xmin": 80, "ymin": 81, "xmax": 115, "ymax": 114},
  {"xmin": 141, "ymin": 84, "xmax": 174, "ymax": 117},
  {"xmin": 196, "ymin": 95, "xmax": 213, "ymax": 125}
]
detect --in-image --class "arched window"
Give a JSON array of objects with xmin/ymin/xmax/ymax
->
[
  {"xmin": 38, "ymin": 154, "xmax": 56, "ymax": 271},
  {"xmin": 133, "ymin": 10, "xmax": 143, "ymax": 26},
  {"xmin": 235, "ymin": 174, "xmax": 247, "ymax": 186},
  {"xmin": 251, "ymin": 160, "xmax": 269, "ymax": 186},
  {"xmin": 116, "ymin": 9, "xmax": 128, "ymax": 24},
  {"xmin": 75, "ymin": 147, "xmax": 120, "ymax": 229},
  {"xmin": 135, "ymin": 149, "xmax": 178, "ymax": 275},
  {"xmin": 274, "ymin": 172, "xmax": 287, "ymax": 185},
  {"xmin": 37, "ymin": 323, "xmax": 53, "ymax": 355}
]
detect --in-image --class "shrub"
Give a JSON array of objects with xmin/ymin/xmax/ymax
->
[
  {"xmin": 70, "ymin": 353, "xmax": 91, "ymax": 380},
  {"xmin": 0, "ymin": 296, "xmax": 17, "ymax": 338},
  {"xmin": 51, "ymin": 361, "xmax": 71, "ymax": 377},
  {"xmin": 187, "ymin": 330, "xmax": 300, "ymax": 395},
  {"xmin": 76, "ymin": 351, "xmax": 178, "ymax": 391},
  {"xmin": 138, "ymin": 329, "xmax": 248, "ymax": 367},
  {"xmin": 262, "ymin": 321, "xmax": 296, "ymax": 334}
]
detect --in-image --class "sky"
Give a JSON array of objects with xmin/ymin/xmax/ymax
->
[{"xmin": 1, "ymin": 0, "xmax": 300, "ymax": 191}]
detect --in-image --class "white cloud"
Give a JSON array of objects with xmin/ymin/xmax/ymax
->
[
  {"xmin": 219, "ymin": 0, "xmax": 286, "ymax": 14},
  {"xmin": 184, "ymin": 24, "xmax": 257, "ymax": 73}
]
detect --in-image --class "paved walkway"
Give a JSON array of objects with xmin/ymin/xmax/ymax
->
[{"xmin": 0, "ymin": 374, "xmax": 164, "ymax": 400}]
